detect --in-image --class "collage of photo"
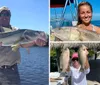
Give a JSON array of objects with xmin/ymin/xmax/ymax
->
[
  {"xmin": 50, "ymin": 0, "xmax": 100, "ymax": 85},
  {"xmin": 0, "ymin": 0, "xmax": 100, "ymax": 85}
]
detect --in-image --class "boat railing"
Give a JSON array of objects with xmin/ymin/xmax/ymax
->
[{"xmin": 50, "ymin": 18, "xmax": 72, "ymax": 28}]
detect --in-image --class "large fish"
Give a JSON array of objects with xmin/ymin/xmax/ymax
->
[
  {"xmin": 60, "ymin": 48, "xmax": 70, "ymax": 72},
  {"xmin": 78, "ymin": 45, "xmax": 87, "ymax": 72},
  {"xmin": 0, "ymin": 29, "xmax": 47, "ymax": 50},
  {"xmin": 51, "ymin": 27, "xmax": 100, "ymax": 41}
]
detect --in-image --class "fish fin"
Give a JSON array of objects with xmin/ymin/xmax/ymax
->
[
  {"xmin": 67, "ymin": 65, "xmax": 70, "ymax": 72},
  {"xmin": 62, "ymin": 65, "xmax": 70, "ymax": 72},
  {"xmin": 79, "ymin": 37, "xmax": 83, "ymax": 41},
  {"xmin": 60, "ymin": 72, "xmax": 67, "ymax": 77},
  {"xmin": 26, "ymin": 48, "xmax": 30, "ymax": 54},
  {"xmin": 79, "ymin": 67, "xmax": 84, "ymax": 72},
  {"xmin": 11, "ymin": 44, "xmax": 20, "ymax": 51},
  {"xmin": 79, "ymin": 33, "xmax": 84, "ymax": 41}
]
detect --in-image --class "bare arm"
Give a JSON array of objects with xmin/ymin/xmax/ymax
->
[
  {"xmin": 95, "ymin": 26, "xmax": 100, "ymax": 34},
  {"xmin": 85, "ymin": 56, "xmax": 90, "ymax": 70},
  {"xmin": 20, "ymin": 38, "xmax": 46, "ymax": 48}
]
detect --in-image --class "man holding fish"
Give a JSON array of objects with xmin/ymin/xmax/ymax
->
[
  {"xmin": 0, "ymin": 6, "xmax": 46, "ymax": 85},
  {"xmin": 64, "ymin": 45, "xmax": 90, "ymax": 85}
]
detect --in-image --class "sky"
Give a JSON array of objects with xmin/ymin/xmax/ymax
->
[
  {"xmin": 50, "ymin": 0, "xmax": 100, "ymax": 21},
  {"xmin": 0, "ymin": 0, "xmax": 49, "ymax": 33}
]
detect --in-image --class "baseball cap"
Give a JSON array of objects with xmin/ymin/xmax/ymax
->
[
  {"xmin": 72, "ymin": 52, "xmax": 78, "ymax": 59},
  {"xmin": 0, "ymin": 6, "xmax": 11, "ymax": 16}
]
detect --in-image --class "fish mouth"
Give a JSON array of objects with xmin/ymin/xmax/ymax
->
[{"xmin": 0, "ymin": 42, "xmax": 2, "ymax": 46}]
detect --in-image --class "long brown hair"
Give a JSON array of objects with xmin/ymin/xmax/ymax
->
[{"xmin": 77, "ymin": 2, "xmax": 93, "ymax": 25}]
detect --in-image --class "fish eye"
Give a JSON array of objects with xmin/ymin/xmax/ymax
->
[{"xmin": 83, "ymin": 49, "xmax": 85, "ymax": 51}]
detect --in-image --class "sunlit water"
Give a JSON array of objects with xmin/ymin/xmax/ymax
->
[{"xmin": 18, "ymin": 47, "xmax": 49, "ymax": 85}]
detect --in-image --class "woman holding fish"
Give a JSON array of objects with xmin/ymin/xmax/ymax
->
[
  {"xmin": 0, "ymin": 6, "xmax": 46, "ymax": 85},
  {"xmin": 64, "ymin": 45, "xmax": 90, "ymax": 85},
  {"xmin": 77, "ymin": 1, "xmax": 100, "ymax": 34}
]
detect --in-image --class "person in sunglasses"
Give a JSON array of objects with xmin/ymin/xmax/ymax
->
[
  {"xmin": 0, "ymin": 6, "xmax": 46, "ymax": 85},
  {"xmin": 64, "ymin": 52, "xmax": 90, "ymax": 85}
]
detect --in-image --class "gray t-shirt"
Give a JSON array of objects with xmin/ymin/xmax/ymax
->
[{"xmin": 0, "ymin": 26, "xmax": 21, "ymax": 66}]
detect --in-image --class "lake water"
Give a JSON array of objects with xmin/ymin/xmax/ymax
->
[{"xmin": 18, "ymin": 47, "xmax": 49, "ymax": 85}]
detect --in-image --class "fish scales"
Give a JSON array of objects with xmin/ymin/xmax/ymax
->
[
  {"xmin": 78, "ymin": 45, "xmax": 87, "ymax": 72},
  {"xmin": 0, "ymin": 29, "xmax": 47, "ymax": 46},
  {"xmin": 0, "ymin": 29, "xmax": 24, "ymax": 38},
  {"xmin": 51, "ymin": 27, "xmax": 100, "ymax": 41},
  {"xmin": 61, "ymin": 48, "xmax": 70, "ymax": 72}
]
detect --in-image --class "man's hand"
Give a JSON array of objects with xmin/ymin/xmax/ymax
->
[
  {"xmin": 35, "ymin": 32, "xmax": 47, "ymax": 46},
  {"xmin": 20, "ymin": 32, "xmax": 47, "ymax": 47},
  {"xmin": 35, "ymin": 38, "xmax": 47, "ymax": 46}
]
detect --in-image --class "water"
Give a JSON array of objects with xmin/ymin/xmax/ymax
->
[
  {"xmin": 18, "ymin": 47, "xmax": 49, "ymax": 85},
  {"xmin": 91, "ymin": 20, "xmax": 100, "ymax": 26},
  {"xmin": 51, "ymin": 20, "xmax": 100, "ymax": 28}
]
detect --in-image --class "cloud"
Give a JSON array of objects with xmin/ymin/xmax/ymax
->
[
  {"xmin": 92, "ymin": 13, "xmax": 100, "ymax": 20},
  {"xmin": 93, "ymin": 13, "xmax": 100, "ymax": 16}
]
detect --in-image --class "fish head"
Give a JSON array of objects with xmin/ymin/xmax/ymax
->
[
  {"xmin": 79, "ymin": 45, "xmax": 88, "ymax": 56},
  {"xmin": 24, "ymin": 30, "xmax": 40, "ymax": 37},
  {"xmin": 62, "ymin": 48, "xmax": 70, "ymax": 55},
  {"xmin": 52, "ymin": 28, "xmax": 80, "ymax": 41},
  {"xmin": 23, "ymin": 29, "xmax": 47, "ymax": 42}
]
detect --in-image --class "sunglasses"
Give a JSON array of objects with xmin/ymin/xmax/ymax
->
[
  {"xmin": 0, "ymin": 12, "xmax": 11, "ymax": 17},
  {"xmin": 72, "ymin": 58, "xmax": 78, "ymax": 61}
]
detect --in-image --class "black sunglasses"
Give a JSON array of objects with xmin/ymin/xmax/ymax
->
[
  {"xmin": 72, "ymin": 58, "xmax": 78, "ymax": 61},
  {"xmin": 0, "ymin": 12, "xmax": 11, "ymax": 17}
]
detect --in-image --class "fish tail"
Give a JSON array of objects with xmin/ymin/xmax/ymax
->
[
  {"xmin": 60, "ymin": 72, "xmax": 67, "ymax": 77},
  {"xmin": 62, "ymin": 65, "xmax": 70, "ymax": 73},
  {"xmin": 11, "ymin": 44, "xmax": 20, "ymax": 51},
  {"xmin": 79, "ymin": 67, "xmax": 84, "ymax": 72}
]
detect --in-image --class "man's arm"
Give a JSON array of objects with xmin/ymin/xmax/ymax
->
[
  {"xmin": 12, "ymin": 27, "xmax": 47, "ymax": 48},
  {"xmin": 20, "ymin": 38, "xmax": 46, "ymax": 48}
]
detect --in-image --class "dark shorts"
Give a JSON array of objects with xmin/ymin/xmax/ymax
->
[{"xmin": 0, "ymin": 64, "xmax": 21, "ymax": 85}]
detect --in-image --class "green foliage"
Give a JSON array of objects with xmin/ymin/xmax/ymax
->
[
  {"xmin": 50, "ymin": 48, "xmax": 57, "ymax": 57},
  {"xmin": 50, "ymin": 48, "xmax": 62, "ymax": 72},
  {"xmin": 50, "ymin": 56, "xmax": 58, "ymax": 72},
  {"xmin": 70, "ymin": 49, "xmax": 75, "ymax": 56},
  {"xmin": 50, "ymin": 48, "xmax": 57, "ymax": 72},
  {"xmin": 88, "ymin": 49, "xmax": 95, "ymax": 57}
]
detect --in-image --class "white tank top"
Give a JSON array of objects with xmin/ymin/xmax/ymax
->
[{"xmin": 92, "ymin": 25, "xmax": 96, "ymax": 31}]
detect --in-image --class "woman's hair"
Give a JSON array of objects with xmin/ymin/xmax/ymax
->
[{"xmin": 77, "ymin": 2, "xmax": 93, "ymax": 25}]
